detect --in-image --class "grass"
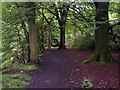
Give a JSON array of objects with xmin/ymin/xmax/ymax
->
[
  {"xmin": 1, "ymin": 63, "xmax": 38, "ymax": 73},
  {"xmin": 15, "ymin": 64, "xmax": 38, "ymax": 71},
  {"xmin": 1, "ymin": 63, "xmax": 38, "ymax": 89},
  {"xmin": 1, "ymin": 73, "xmax": 31, "ymax": 88}
]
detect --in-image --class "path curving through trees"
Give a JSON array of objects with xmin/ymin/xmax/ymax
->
[{"xmin": 27, "ymin": 47, "xmax": 119, "ymax": 88}]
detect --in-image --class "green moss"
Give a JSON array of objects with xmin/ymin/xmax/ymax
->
[
  {"xmin": 83, "ymin": 52, "xmax": 113, "ymax": 64},
  {"xmin": 82, "ymin": 54, "xmax": 96, "ymax": 64}
]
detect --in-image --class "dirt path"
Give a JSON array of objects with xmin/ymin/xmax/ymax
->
[{"xmin": 27, "ymin": 48, "xmax": 120, "ymax": 88}]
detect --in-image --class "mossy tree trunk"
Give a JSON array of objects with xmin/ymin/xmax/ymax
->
[
  {"xmin": 83, "ymin": 2, "xmax": 113, "ymax": 63},
  {"xmin": 27, "ymin": 2, "xmax": 39, "ymax": 64}
]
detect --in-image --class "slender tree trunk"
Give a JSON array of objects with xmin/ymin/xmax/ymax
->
[
  {"xmin": 40, "ymin": 28, "xmax": 44, "ymax": 52},
  {"xmin": 36, "ymin": 29, "xmax": 41, "ymax": 53},
  {"xmin": 17, "ymin": 29, "xmax": 25, "ymax": 63},
  {"xmin": 21, "ymin": 19, "xmax": 30, "ymax": 63},
  {"xmin": 27, "ymin": 35, "xmax": 31, "ymax": 62},
  {"xmin": 57, "ymin": 4, "xmax": 69, "ymax": 49},
  {"xmin": 48, "ymin": 24, "xmax": 51, "ymax": 49},
  {"xmin": 46, "ymin": 26, "xmax": 49, "ymax": 49},
  {"xmin": 46, "ymin": 23, "xmax": 51, "ymax": 49},
  {"xmin": 83, "ymin": 2, "xmax": 113, "ymax": 63},
  {"xmin": 59, "ymin": 24, "xmax": 66, "ymax": 49},
  {"xmin": 39, "ymin": 18, "xmax": 45, "ymax": 52},
  {"xmin": 27, "ymin": 2, "xmax": 39, "ymax": 64}
]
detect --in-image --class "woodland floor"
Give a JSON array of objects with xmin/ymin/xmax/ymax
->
[{"xmin": 27, "ymin": 47, "xmax": 120, "ymax": 88}]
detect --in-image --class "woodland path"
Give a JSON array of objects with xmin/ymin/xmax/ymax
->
[{"xmin": 27, "ymin": 47, "xmax": 120, "ymax": 88}]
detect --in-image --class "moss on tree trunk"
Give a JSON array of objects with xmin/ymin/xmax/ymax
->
[{"xmin": 83, "ymin": 2, "xmax": 113, "ymax": 64}]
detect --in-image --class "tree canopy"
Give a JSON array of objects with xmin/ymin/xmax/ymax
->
[{"xmin": 1, "ymin": 1, "xmax": 120, "ymax": 64}]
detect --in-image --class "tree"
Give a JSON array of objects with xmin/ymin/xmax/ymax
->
[
  {"xmin": 15, "ymin": 3, "xmax": 30, "ymax": 62},
  {"xmin": 45, "ymin": 2, "xmax": 70, "ymax": 49},
  {"xmin": 83, "ymin": 2, "xmax": 113, "ymax": 63},
  {"xmin": 55, "ymin": 3, "xmax": 70, "ymax": 49},
  {"xmin": 42, "ymin": 12, "xmax": 54, "ymax": 49},
  {"xmin": 26, "ymin": 2, "xmax": 39, "ymax": 64}
]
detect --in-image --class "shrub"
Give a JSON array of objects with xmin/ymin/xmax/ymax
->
[
  {"xmin": 74, "ymin": 33, "xmax": 95, "ymax": 49},
  {"xmin": 81, "ymin": 77, "xmax": 93, "ymax": 89}
]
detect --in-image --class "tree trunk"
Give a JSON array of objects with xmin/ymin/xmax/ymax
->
[
  {"xmin": 59, "ymin": 24, "xmax": 66, "ymax": 49},
  {"xmin": 21, "ymin": 19, "xmax": 30, "ymax": 63},
  {"xmin": 36, "ymin": 29, "xmax": 41, "ymax": 54},
  {"xmin": 83, "ymin": 2, "xmax": 113, "ymax": 63},
  {"xmin": 46, "ymin": 23, "xmax": 51, "ymax": 49},
  {"xmin": 27, "ymin": 2, "xmax": 39, "ymax": 64},
  {"xmin": 57, "ymin": 4, "xmax": 69, "ymax": 49},
  {"xmin": 40, "ymin": 27, "xmax": 45, "ymax": 52},
  {"xmin": 48, "ymin": 25, "xmax": 51, "ymax": 49},
  {"xmin": 39, "ymin": 18, "xmax": 45, "ymax": 52}
]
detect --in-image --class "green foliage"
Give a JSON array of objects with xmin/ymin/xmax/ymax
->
[
  {"xmin": 109, "ymin": 25, "xmax": 120, "ymax": 50},
  {"xmin": 2, "ymin": 3, "xmax": 29, "ymax": 64},
  {"xmin": 1, "ymin": 60, "xmax": 13, "ymax": 69},
  {"xmin": 109, "ymin": 3, "xmax": 120, "ymax": 19},
  {"xmin": 81, "ymin": 77, "xmax": 93, "ymax": 89},
  {"xmin": 1, "ymin": 1, "xmax": 120, "ymax": 67},
  {"xmin": 74, "ymin": 33, "xmax": 95, "ymax": 49},
  {"xmin": 110, "ymin": 40, "xmax": 120, "ymax": 50},
  {"xmin": 1, "ymin": 73, "xmax": 31, "ymax": 88}
]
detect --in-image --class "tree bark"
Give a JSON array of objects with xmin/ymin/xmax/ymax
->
[
  {"xmin": 39, "ymin": 11, "xmax": 45, "ymax": 52},
  {"xmin": 46, "ymin": 23, "xmax": 51, "ymax": 49},
  {"xmin": 83, "ymin": 2, "xmax": 113, "ymax": 63},
  {"xmin": 59, "ymin": 22, "xmax": 66, "ymax": 49},
  {"xmin": 56, "ymin": 4, "xmax": 69, "ymax": 49},
  {"xmin": 39, "ymin": 11, "xmax": 54, "ymax": 50},
  {"xmin": 27, "ymin": 2, "xmax": 39, "ymax": 64},
  {"xmin": 40, "ymin": 26, "xmax": 45, "ymax": 52}
]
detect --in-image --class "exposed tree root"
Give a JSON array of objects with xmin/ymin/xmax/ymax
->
[
  {"xmin": 83, "ymin": 52, "xmax": 113, "ymax": 64},
  {"xmin": 82, "ymin": 54, "xmax": 96, "ymax": 64}
]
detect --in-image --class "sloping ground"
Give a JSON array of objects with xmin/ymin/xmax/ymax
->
[{"xmin": 27, "ymin": 48, "xmax": 120, "ymax": 88}]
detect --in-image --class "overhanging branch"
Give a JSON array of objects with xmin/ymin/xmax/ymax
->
[{"xmin": 109, "ymin": 18, "xmax": 120, "ymax": 28}]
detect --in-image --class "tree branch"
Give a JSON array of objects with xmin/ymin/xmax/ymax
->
[{"xmin": 109, "ymin": 18, "xmax": 120, "ymax": 28}]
